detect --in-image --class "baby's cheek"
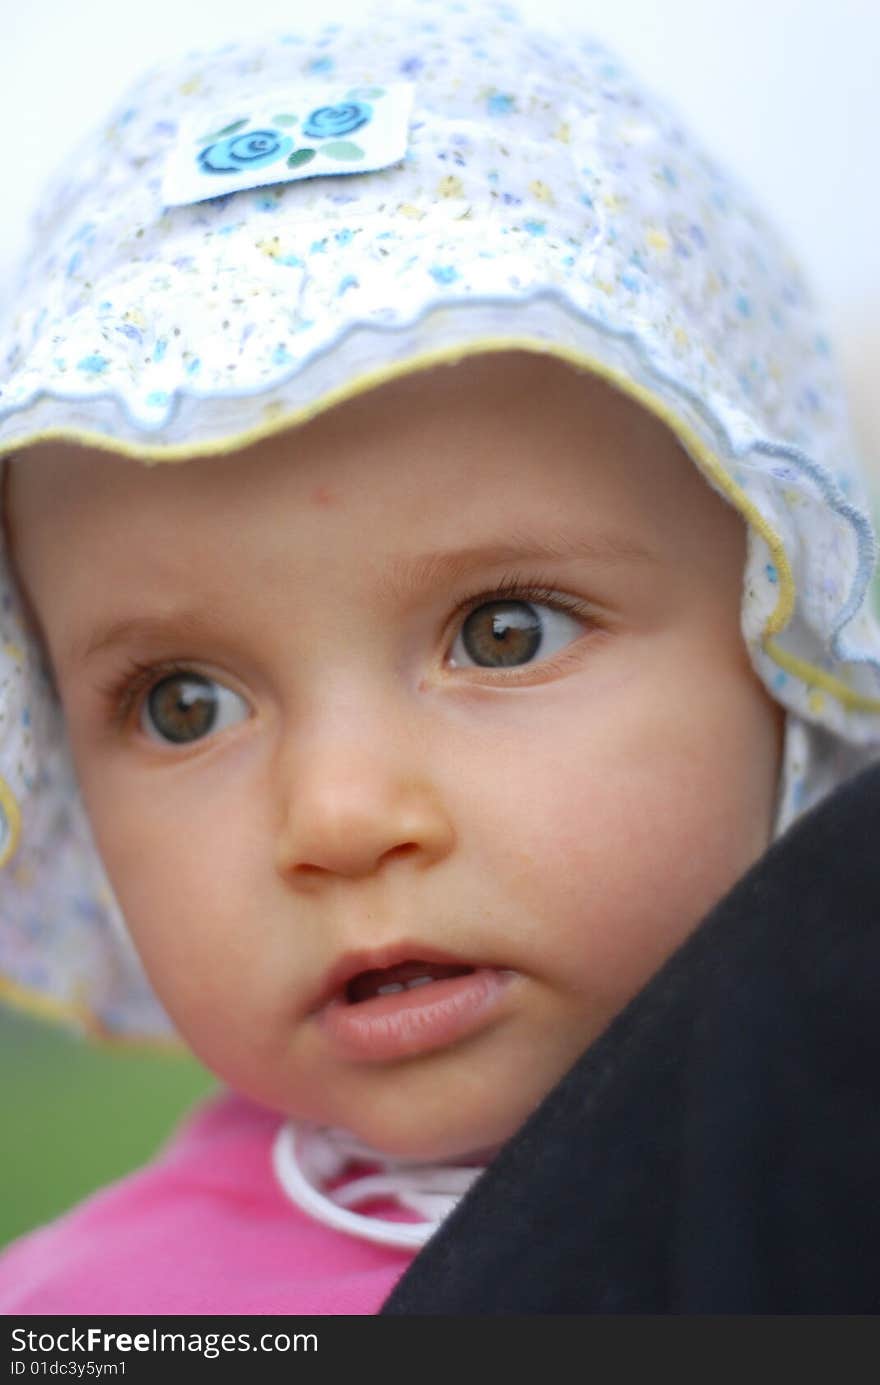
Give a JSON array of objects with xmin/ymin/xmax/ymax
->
[
  {"xmin": 73, "ymin": 763, "xmax": 237, "ymax": 985},
  {"xmin": 495, "ymin": 690, "xmax": 775, "ymax": 1001}
]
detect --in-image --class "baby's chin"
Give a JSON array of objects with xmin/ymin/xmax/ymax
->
[
  {"xmin": 335, "ymin": 1103, "xmax": 520, "ymax": 1164},
  {"xmin": 282, "ymin": 1095, "xmax": 517, "ymax": 1165},
  {"xmin": 350, "ymin": 1129, "xmax": 507, "ymax": 1167}
]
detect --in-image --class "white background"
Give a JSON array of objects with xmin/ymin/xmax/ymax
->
[{"xmin": 3, "ymin": 0, "xmax": 878, "ymax": 468}]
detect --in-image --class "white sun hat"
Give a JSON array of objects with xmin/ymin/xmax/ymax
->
[{"xmin": 1, "ymin": 0, "xmax": 878, "ymax": 1042}]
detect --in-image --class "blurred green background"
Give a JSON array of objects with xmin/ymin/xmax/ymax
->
[{"xmin": 0, "ymin": 1005, "xmax": 215, "ymax": 1249}]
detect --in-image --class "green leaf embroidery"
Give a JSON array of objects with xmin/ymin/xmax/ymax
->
[
  {"xmin": 346, "ymin": 86, "xmax": 386, "ymax": 99},
  {"xmin": 287, "ymin": 148, "xmax": 316, "ymax": 168},
  {"xmin": 320, "ymin": 140, "xmax": 365, "ymax": 161},
  {"xmin": 272, "ymin": 114, "xmax": 299, "ymax": 126},
  {"xmin": 195, "ymin": 116, "xmax": 249, "ymax": 144}
]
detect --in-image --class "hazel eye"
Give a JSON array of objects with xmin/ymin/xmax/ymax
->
[
  {"xmin": 449, "ymin": 598, "xmax": 585, "ymax": 671},
  {"xmin": 140, "ymin": 672, "xmax": 248, "ymax": 745}
]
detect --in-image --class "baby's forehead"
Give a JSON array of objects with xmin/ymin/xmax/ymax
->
[{"xmin": 5, "ymin": 356, "xmax": 713, "ymax": 547}]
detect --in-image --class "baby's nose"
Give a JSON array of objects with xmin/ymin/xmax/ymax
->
[{"xmin": 274, "ymin": 739, "xmax": 455, "ymax": 887}]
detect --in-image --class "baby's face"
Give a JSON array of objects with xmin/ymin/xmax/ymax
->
[{"xmin": 7, "ymin": 352, "xmax": 783, "ymax": 1160}]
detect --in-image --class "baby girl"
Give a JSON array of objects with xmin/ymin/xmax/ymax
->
[{"xmin": 1, "ymin": 0, "xmax": 878, "ymax": 1314}]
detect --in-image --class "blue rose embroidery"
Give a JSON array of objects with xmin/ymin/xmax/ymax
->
[
  {"xmin": 302, "ymin": 102, "xmax": 371, "ymax": 139},
  {"xmin": 198, "ymin": 129, "xmax": 293, "ymax": 175}
]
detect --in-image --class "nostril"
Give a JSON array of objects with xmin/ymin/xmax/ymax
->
[{"xmin": 381, "ymin": 842, "xmax": 420, "ymax": 865}]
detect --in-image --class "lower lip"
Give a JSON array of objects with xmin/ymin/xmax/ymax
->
[{"xmin": 318, "ymin": 967, "xmax": 516, "ymax": 1063}]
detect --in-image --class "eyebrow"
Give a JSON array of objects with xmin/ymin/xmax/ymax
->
[
  {"xmin": 375, "ymin": 527, "xmax": 658, "ymax": 601},
  {"xmin": 67, "ymin": 609, "xmax": 228, "ymax": 672},
  {"xmin": 68, "ymin": 527, "xmax": 656, "ymax": 669}
]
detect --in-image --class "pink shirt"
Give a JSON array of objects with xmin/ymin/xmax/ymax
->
[{"xmin": 0, "ymin": 1091, "xmax": 416, "ymax": 1315}]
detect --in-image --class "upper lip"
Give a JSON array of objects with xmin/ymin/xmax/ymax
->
[{"xmin": 310, "ymin": 941, "xmax": 479, "ymax": 1015}]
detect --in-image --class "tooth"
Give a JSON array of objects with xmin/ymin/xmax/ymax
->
[
  {"xmin": 406, "ymin": 976, "xmax": 434, "ymax": 989},
  {"xmin": 376, "ymin": 982, "xmax": 406, "ymax": 996}
]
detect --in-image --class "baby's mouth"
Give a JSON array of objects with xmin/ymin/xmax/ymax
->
[
  {"xmin": 345, "ymin": 960, "xmax": 475, "ymax": 1004},
  {"xmin": 319, "ymin": 955, "xmax": 515, "ymax": 1062}
]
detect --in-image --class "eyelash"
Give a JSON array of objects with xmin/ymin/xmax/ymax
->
[
  {"xmin": 98, "ymin": 574, "xmax": 599, "ymax": 729},
  {"xmin": 101, "ymin": 656, "xmax": 196, "ymax": 731}
]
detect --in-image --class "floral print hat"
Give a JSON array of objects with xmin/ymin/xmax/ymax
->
[{"xmin": 1, "ymin": 0, "xmax": 879, "ymax": 1043}]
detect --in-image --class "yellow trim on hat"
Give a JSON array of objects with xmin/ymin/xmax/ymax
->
[{"xmin": 0, "ymin": 773, "xmax": 21, "ymax": 867}]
